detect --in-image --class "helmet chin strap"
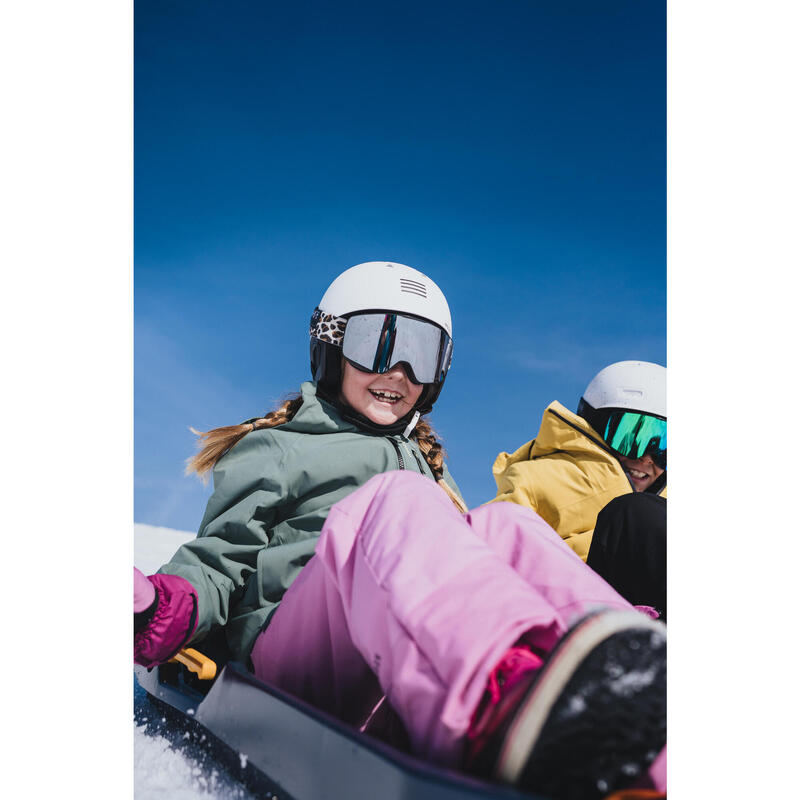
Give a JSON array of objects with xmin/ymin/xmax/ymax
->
[{"xmin": 402, "ymin": 410, "xmax": 420, "ymax": 439}]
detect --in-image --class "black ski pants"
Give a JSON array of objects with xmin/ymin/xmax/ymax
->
[{"xmin": 586, "ymin": 492, "xmax": 667, "ymax": 622}]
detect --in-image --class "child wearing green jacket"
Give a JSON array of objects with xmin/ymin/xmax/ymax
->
[{"xmin": 134, "ymin": 262, "xmax": 667, "ymax": 799}]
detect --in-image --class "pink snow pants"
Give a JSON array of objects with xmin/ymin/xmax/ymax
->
[{"xmin": 251, "ymin": 471, "xmax": 637, "ymax": 768}]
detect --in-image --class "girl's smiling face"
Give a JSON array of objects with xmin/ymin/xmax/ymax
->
[
  {"xmin": 339, "ymin": 360, "xmax": 422, "ymax": 426},
  {"xmin": 617, "ymin": 453, "xmax": 665, "ymax": 492}
]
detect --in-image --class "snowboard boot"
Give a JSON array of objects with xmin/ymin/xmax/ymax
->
[{"xmin": 466, "ymin": 609, "xmax": 667, "ymax": 800}]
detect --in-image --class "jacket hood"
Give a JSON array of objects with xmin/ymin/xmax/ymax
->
[
  {"xmin": 493, "ymin": 401, "xmax": 610, "ymax": 476},
  {"xmin": 532, "ymin": 401, "xmax": 612, "ymax": 459}
]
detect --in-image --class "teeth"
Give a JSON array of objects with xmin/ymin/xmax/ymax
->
[
  {"xmin": 629, "ymin": 469, "xmax": 648, "ymax": 479},
  {"xmin": 370, "ymin": 390, "xmax": 402, "ymax": 401}
]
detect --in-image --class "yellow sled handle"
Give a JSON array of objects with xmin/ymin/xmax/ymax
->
[{"xmin": 169, "ymin": 647, "xmax": 217, "ymax": 680}]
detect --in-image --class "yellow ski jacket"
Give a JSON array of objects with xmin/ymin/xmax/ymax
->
[{"xmin": 491, "ymin": 401, "xmax": 666, "ymax": 561}]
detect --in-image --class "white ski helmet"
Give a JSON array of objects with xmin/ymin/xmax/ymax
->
[
  {"xmin": 577, "ymin": 360, "xmax": 667, "ymax": 472},
  {"xmin": 578, "ymin": 361, "xmax": 666, "ymax": 419},
  {"xmin": 316, "ymin": 261, "xmax": 452, "ymax": 336},
  {"xmin": 310, "ymin": 261, "xmax": 454, "ymax": 419}
]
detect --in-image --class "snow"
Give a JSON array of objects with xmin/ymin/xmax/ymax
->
[
  {"xmin": 134, "ymin": 721, "xmax": 251, "ymax": 800},
  {"xmin": 134, "ymin": 523, "xmax": 258, "ymax": 800},
  {"xmin": 134, "ymin": 522, "xmax": 195, "ymax": 575},
  {"xmin": 609, "ymin": 664, "xmax": 658, "ymax": 697},
  {"xmin": 565, "ymin": 694, "xmax": 587, "ymax": 716},
  {"xmin": 133, "ymin": 697, "xmax": 259, "ymax": 800}
]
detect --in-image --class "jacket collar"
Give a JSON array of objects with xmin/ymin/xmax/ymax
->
[
  {"xmin": 281, "ymin": 381, "xmax": 415, "ymax": 439},
  {"xmin": 280, "ymin": 382, "xmax": 363, "ymax": 435}
]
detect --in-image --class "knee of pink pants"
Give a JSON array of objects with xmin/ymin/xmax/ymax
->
[{"xmin": 464, "ymin": 501, "xmax": 633, "ymax": 624}]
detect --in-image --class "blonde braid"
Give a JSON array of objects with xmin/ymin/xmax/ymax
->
[
  {"xmin": 186, "ymin": 394, "xmax": 303, "ymax": 480},
  {"xmin": 414, "ymin": 417, "xmax": 468, "ymax": 513}
]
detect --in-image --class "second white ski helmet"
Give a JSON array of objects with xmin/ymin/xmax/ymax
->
[{"xmin": 578, "ymin": 360, "xmax": 666, "ymax": 419}]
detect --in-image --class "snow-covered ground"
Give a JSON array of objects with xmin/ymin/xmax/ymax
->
[
  {"xmin": 134, "ymin": 523, "xmax": 258, "ymax": 800},
  {"xmin": 134, "ymin": 522, "xmax": 194, "ymax": 575}
]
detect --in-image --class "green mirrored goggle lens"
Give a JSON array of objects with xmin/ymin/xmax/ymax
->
[{"xmin": 602, "ymin": 412, "xmax": 667, "ymax": 469}]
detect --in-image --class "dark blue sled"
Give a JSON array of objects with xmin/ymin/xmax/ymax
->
[{"xmin": 135, "ymin": 659, "xmax": 546, "ymax": 800}]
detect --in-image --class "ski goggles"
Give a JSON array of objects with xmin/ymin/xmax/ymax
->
[
  {"xmin": 599, "ymin": 411, "xmax": 667, "ymax": 469},
  {"xmin": 341, "ymin": 312, "xmax": 453, "ymax": 385}
]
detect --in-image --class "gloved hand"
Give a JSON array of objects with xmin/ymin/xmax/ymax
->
[
  {"xmin": 134, "ymin": 567, "xmax": 157, "ymax": 631},
  {"xmin": 133, "ymin": 566, "xmax": 199, "ymax": 667}
]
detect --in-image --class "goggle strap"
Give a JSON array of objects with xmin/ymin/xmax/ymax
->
[{"xmin": 310, "ymin": 308, "xmax": 348, "ymax": 346}]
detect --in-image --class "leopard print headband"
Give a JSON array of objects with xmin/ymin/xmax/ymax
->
[{"xmin": 309, "ymin": 308, "xmax": 348, "ymax": 346}]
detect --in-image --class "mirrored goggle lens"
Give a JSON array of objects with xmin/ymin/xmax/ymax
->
[
  {"xmin": 342, "ymin": 313, "xmax": 451, "ymax": 384},
  {"xmin": 602, "ymin": 411, "xmax": 667, "ymax": 469}
]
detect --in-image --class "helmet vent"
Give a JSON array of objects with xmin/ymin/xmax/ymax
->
[{"xmin": 400, "ymin": 278, "xmax": 427, "ymax": 298}]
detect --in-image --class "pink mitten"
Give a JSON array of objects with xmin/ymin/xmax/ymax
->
[{"xmin": 133, "ymin": 567, "xmax": 198, "ymax": 667}]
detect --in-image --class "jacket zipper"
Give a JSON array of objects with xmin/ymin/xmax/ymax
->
[
  {"xmin": 389, "ymin": 437, "xmax": 430, "ymax": 476},
  {"xmin": 388, "ymin": 437, "xmax": 405, "ymax": 470}
]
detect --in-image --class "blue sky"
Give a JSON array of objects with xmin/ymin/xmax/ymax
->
[{"xmin": 135, "ymin": 0, "xmax": 665, "ymax": 531}]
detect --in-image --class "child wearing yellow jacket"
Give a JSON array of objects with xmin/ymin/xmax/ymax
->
[{"xmin": 492, "ymin": 361, "xmax": 666, "ymax": 618}]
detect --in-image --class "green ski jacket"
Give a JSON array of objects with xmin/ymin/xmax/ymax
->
[{"xmin": 158, "ymin": 381, "xmax": 462, "ymax": 664}]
